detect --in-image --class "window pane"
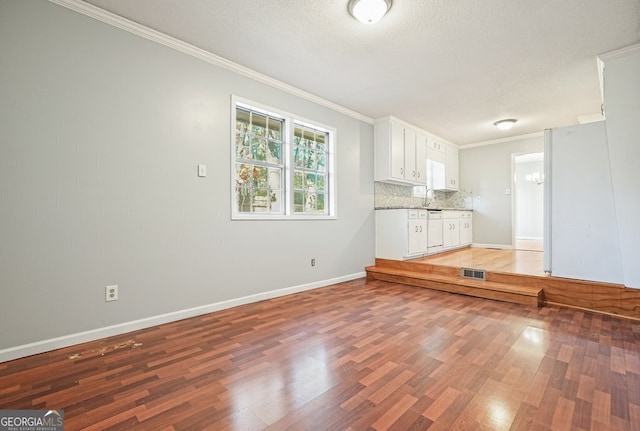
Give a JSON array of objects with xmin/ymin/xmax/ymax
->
[
  {"xmin": 236, "ymin": 185, "xmax": 252, "ymax": 212},
  {"xmin": 294, "ymin": 191, "xmax": 304, "ymax": 213},
  {"xmin": 254, "ymin": 166, "xmax": 268, "ymax": 188},
  {"xmin": 236, "ymin": 163, "xmax": 254, "ymax": 186},
  {"xmin": 253, "ymin": 189, "xmax": 269, "ymax": 211},
  {"xmin": 267, "ymin": 140, "xmax": 281, "ymax": 164},
  {"xmin": 317, "ymin": 174, "xmax": 325, "ymax": 192},
  {"xmin": 267, "ymin": 118, "xmax": 282, "ymax": 140},
  {"xmin": 294, "ymin": 171, "xmax": 304, "ymax": 189},
  {"xmin": 236, "ymin": 132, "xmax": 250, "ymax": 159},
  {"xmin": 294, "ymin": 147, "xmax": 304, "ymax": 168},
  {"xmin": 270, "ymin": 189, "xmax": 282, "ymax": 213},
  {"xmin": 252, "ymin": 137, "xmax": 266, "ymax": 161},
  {"xmin": 304, "ymin": 149, "xmax": 315, "ymax": 169},
  {"xmin": 303, "ymin": 192, "xmax": 317, "ymax": 212},
  {"xmin": 305, "ymin": 173, "xmax": 317, "ymax": 191},
  {"xmin": 252, "ymin": 113, "xmax": 266, "ymax": 136},
  {"xmin": 317, "ymin": 193, "xmax": 325, "ymax": 212},
  {"xmin": 269, "ymin": 168, "xmax": 281, "ymax": 190},
  {"xmin": 316, "ymin": 151, "xmax": 326, "ymax": 172},
  {"xmin": 236, "ymin": 108, "xmax": 250, "ymax": 133}
]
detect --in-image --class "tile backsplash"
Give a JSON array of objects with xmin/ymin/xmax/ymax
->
[{"xmin": 374, "ymin": 182, "xmax": 473, "ymax": 209}]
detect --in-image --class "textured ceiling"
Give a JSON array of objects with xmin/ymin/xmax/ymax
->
[{"xmin": 81, "ymin": 0, "xmax": 640, "ymax": 145}]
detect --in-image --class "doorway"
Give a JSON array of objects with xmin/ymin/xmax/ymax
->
[{"xmin": 513, "ymin": 153, "xmax": 544, "ymax": 251}]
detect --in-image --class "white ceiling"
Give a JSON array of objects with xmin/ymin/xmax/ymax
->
[{"xmin": 81, "ymin": 0, "xmax": 640, "ymax": 145}]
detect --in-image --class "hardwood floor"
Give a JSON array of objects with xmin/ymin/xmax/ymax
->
[
  {"xmin": 367, "ymin": 248, "xmax": 640, "ymax": 319},
  {"xmin": 515, "ymin": 239, "xmax": 544, "ymax": 252},
  {"xmin": 2, "ymin": 278, "xmax": 640, "ymax": 430},
  {"xmin": 414, "ymin": 247, "xmax": 546, "ymax": 277}
]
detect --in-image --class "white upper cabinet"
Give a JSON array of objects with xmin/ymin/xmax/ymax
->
[
  {"xmin": 375, "ymin": 116, "xmax": 451, "ymax": 187},
  {"xmin": 413, "ymin": 132, "xmax": 427, "ymax": 184},
  {"xmin": 426, "ymin": 137, "xmax": 446, "ymax": 190},
  {"xmin": 374, "ymin": 119, "xmax": 416, "ymax": 184},
  {"xmin": 403, "ymin": 127, "xmax": 418, "ymax": 182},
  {"xmin": 427, "ymin": 137, "xmax": 445, "ymax": 153},
  {"xmin": 427, "ymin": 139, "xmax": 459, "ymax": 191},
  {"xmin": 444, "ymin": 144, "xmax": 459, "ymax": 191}
]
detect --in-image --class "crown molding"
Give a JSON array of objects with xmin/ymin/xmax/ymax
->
[
  {"xmin": 598, "ymin": 43, "xmax": 640, "ymax": 62},
  {"xmin": 48, "ymin": 0, "xmax": 374, "ymax": 124}
]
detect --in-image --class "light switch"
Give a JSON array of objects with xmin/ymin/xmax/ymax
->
[
  {"xmin": 505, "ymin": 188, "xmax": 511, "ymax": 195},
  {"xmin": 198, "ymin": 165, "xmax": 207, "ymax": 177}
]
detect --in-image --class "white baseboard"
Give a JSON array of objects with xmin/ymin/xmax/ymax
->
[
  {"xmin": 471, "ymin": 243, "xmax": 514, "ymax": 250},
  {"xmin": 0, "ymin": 272, "xmax": 365, "ymax": 363}
]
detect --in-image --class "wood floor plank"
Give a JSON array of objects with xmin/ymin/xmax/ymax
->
[{"xmin": 2, "ymin": 278, "xmax": 640, "ymax": 430}]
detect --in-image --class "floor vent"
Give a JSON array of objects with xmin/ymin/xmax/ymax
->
[{"xmin": 461, "ymin": 268, "xmax": 486, "ymax": 281}]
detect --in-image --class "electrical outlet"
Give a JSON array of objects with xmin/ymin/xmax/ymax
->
[
  {"xmin": 106, "ymin": 285, "xmax": 118, "ymax": 302},
  {"xmin": 311, "ymin": 258, "xmax": 316, "ymax": 267}
]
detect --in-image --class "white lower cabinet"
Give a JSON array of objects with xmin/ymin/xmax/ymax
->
[
  {"xmin": 443, "ymin": 213, "xmax": 460, "ymax": 249},
  {"xmin": 459, "ymin": 211, "xmax": 473, "ymax": 246},
  {"xmin": 376, "ymin": 209, "xmax": 428, "ymax": 259},
  {"xmin": 442, "ymin": 210, "xmax": 472, "ymax": 251},
  {"xmin": 375, "ymin": 209, "xmax": 472, "ymax": 259}
]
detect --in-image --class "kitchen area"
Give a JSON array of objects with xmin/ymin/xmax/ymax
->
[{"xmin": 374, "ymin": 116, "xmax": 473, "ymax": 261}]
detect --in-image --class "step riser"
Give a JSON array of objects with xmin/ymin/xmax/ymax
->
[
  {"xmin": 375, "ymin": 259, "xmax": 459, "ymax": 277},
  {"xmin": 368, "ymin": 271, "xmax": 542, "ymax": 307}
]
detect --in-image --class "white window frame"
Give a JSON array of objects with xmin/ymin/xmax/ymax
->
[{"xmin": 231, "ymin": 96, "xmax": 336, "ymax": 220}]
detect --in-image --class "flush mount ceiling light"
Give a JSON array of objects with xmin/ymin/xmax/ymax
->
[
  {"xmin": 348, "ymin": 0, "xmax": 392, "ymax": 24},
  {"xmin": 493, "ymin": 119, "xmax": 518, "ymax": 131}
]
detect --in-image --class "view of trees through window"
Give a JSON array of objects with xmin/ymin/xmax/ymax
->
[
  {"xmin": 233, "ymin": 101, "xmax": 333, "ymax": 218},
  {"xmin": 235, "ymin": 107, "xmax": 284, "ymax": 213},
  {"xmin": 293, "ymin": 125, "xmax": 328, "ymax": 214}
]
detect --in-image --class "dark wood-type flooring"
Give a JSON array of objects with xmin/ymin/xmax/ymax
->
[{"xmin": 2, "ymin": 278, "xmax": 640, "ymax": 430}]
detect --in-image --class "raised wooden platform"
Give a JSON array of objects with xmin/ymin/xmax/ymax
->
[
  {"xmin": 365, "ymin": 248, "xmax": 640, "ymax": 319},
  {"xmin": 366, "ymin": 258, "xmax": 544, "ymax": 307}
]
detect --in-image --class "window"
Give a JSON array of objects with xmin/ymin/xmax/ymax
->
[{"xmin": 232, "ymin": 97, "xmax": 335, "ymax": 219}]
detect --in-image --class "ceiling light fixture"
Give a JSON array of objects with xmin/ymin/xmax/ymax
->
[
  {"xmin": 493, "ymin": 119, "xmax": 517, "ymax": 131},
  {"xmin": 348, "ymin": 0, "xmax": 392, "ymax": 24}
]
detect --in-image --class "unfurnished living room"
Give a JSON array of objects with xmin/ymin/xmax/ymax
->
[{"xmin": 1, "ymin": 0, "xmax": 640, "ymax": 430}]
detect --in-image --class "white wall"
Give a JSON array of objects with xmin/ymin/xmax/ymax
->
[
  {"xmin": 0, "ymin": 0, "xmax": 375, "ymax": 359},
  {"xmin": 601, "ymin": 44, "xmax": 640, "ymax": 288},
  {"xmin": 459, "ymin": 136, "xmax": 544, "ymax": 247}
]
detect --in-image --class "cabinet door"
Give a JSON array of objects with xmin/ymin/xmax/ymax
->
[
  {"xmin": 443, "ymin": 219, "xmax": 460, "ymax": 249},
  {"xmin": 427, "ymin": 137, "xmax": 445, "ymax": 153},
  {"xmin": 460, "ymin": 216, "xmax": 472, "ymax": 246},
  {"xmin": 414, "ymin": 133, "xmax": 427, "ymax": 184},
  {"xmin": 408, "ymin": 219, "xmax": 427, "ymax": 255},
  {"xmin": 445, "ymin": 144, "xmax": 459, "ymax": 190},
  {"xmin": 403, "ymin": 127, "xmax": 417, "ymax": 181},
  {"xmin": 390, "ymin": 121, "xmax": 405, "ymax": 180},
  {"xmin": 427, "ymin": 148, "xmax": 445, "ymax": 190}
]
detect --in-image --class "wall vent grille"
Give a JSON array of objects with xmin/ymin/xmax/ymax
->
[{"xmin": 461, "ymin": 268, "xmax": 486, "ymax": 281}]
